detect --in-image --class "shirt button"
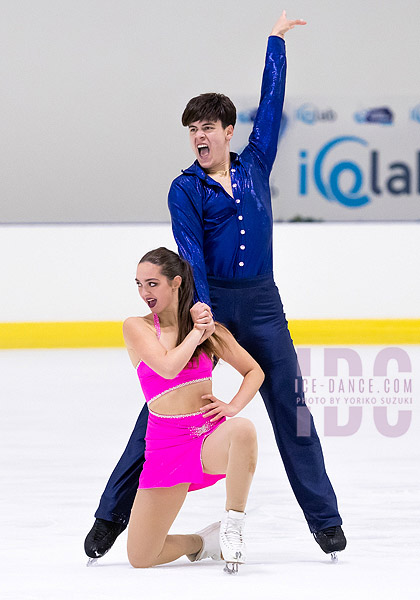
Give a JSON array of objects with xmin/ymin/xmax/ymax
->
[
  {"xmin": 231, "ymin": 169, "xmax": 236, "ymax": 173},
  {"xmin": 240, "ymin": 229, "xmax": 245, "ymax": 235},
  {"xmin": 232, "ymin": 183, "xmax": 237, "ymax": 188},
  {"xmin": 239, "ymin": 261, "xmax": 244, "ymax": 267},
  {"xmin": 238, "ymin": 215, "xmax": 243, "ymax": 220},
  {"xmin": 235, "ymin": 199, "xmax": 240, "ymax": 204},
  {"xmin": 240, "ymin": 245, "xmax": 245, "ymax": 250}
]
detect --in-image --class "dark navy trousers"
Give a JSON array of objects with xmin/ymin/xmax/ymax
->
[{"xmin": 95, "ymin": 274, "xmax": 342, "ymax": 533}]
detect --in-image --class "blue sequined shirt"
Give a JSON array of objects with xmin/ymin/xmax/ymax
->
[{"xmin": 168, "ymin": 36, "xmax": 286, "ymax": 305}]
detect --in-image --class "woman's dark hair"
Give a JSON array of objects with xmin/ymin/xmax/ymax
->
[
  {"xmin": 139, "ymin": 247, "xmax": 226, "ymax": 361},
  {"xmin": 182, "ymin": 93, "xmax": 237, "ymax": 129}
]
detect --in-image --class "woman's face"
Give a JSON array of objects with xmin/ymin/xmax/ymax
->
[{"xmin": 135, "ymin": 262, "xmax": 180, "ymax": 313}]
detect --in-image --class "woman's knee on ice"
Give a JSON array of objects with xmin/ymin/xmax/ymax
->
[
  {"xmin": 128, "ymin": 546, "xmax": 158, "ymax": 569},
  {"xmin": 127, "ymin": 537, "xmax": 163, "ymax": 569}
]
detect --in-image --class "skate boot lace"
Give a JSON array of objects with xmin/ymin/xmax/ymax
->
[
  {"xmin": 222, "ymin": 518, "xmax": 244, "ymax": 551},
  {"xmin": 321, "ymin": 526, "xmax": 338, "ymax": 538},
  {"xmin": 92, "ymin": 519, "xmax": 120, "ymax": 541}
]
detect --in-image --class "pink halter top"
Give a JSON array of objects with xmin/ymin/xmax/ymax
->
[{"xmin": 136, "ymin": 313, "xmax": 213, "ymax": 405}]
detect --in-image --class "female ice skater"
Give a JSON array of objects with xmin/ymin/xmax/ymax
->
[{"xmin": 122, "ymin": 247, "xmax": 263, "ymax": 573}]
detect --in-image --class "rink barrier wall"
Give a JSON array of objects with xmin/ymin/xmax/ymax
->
[
  {"xmin": 1, "ymin": 319, "xmax": 419, "ymax": 349},
  {"xmin": 1, "ymin": 223, "xmax": 419, "ymax": 323}
]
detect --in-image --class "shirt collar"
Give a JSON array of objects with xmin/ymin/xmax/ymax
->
[{"xmin": 182, "ymin": 152, "xmax": 241, "ymax": 180}]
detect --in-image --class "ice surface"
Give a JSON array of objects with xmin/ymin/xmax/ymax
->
[{"xmin": 1, "ymin": 346, "xmax": 419, "ymax": 600}]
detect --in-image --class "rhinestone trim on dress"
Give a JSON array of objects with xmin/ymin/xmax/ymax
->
[{"xmin": 188, "ymin": 421, "xmax": 213, "ymax": 437}]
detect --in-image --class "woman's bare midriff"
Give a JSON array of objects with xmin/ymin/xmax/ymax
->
[{"xmin": 148, "ymin": 379, "xmax": 213, "ymax": 416}]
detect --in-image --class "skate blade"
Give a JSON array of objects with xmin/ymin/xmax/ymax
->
[
  {"xmin": 224, "ymin": 562, "xmax": 239, "ymax": 575},
  {"xmin": 86, "ymin": 557, "xmax": 99, "ymax": 567},
  {"xmin": 330, "ymin": 552, "xmax": 339, "ymax": 564}
]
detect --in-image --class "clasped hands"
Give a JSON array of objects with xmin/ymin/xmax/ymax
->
[{"xmin": 190, "ymin": 302, "xmax": 215, "ymax": 342}]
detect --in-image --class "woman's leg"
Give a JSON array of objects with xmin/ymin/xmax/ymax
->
[
  {"xmin": 127, "ymin": 484, "xmax": 202, "ymax": 568},
  {"xmin": 201, "ymin": 418, "xmax": 258, "ymax": 512}
]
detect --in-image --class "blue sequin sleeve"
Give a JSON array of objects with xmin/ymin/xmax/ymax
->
[
  {"xmin": 168, "ymin": 180, "xmax": 211, "ymax": 306},
  {"xmin": 245, "ymin": 35, "xmax": 286, "ymax": 173}
]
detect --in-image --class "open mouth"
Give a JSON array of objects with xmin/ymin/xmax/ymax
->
[
  {"xmin": 197, "ymin": 144, "xmax": 209, "ymax": 158},
  {"xmin": 146, "ymin": 299, "xmax": 157, "ymax": 309}
]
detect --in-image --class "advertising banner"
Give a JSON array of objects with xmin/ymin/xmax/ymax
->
[{"xmin": 233, "ymin": 97, "xmax": 420, "ymax": 221}]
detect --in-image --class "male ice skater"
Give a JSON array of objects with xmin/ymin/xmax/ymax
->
[{"xmin": 85, "ymin": 10, "xmax": 346, "ymax": 562}]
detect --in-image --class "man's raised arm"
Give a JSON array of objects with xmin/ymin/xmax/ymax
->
[{"xmin": 246, "ymin": 10, "xmax": 306, "ymax": 172}]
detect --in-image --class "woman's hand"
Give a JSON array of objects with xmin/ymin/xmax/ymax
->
[
  {"xmin": 271, "ymin": 10, "xmax": 306, "ymax": 39},
  {"xmin": 194, "ymin": 321, "xmax": 215, "ymax": 343},
  {"xmin": 199, "ymin": 394, "xmax": 239, "ymax": 421}
]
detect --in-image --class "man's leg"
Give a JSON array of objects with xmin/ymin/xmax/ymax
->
[
  {"xmin": 85, "ymin": 403, "xmax": 149, "ymax": 559},
  {"xmin": 209, "ymin": 278, "xmax": 346, "ymax": 553}
]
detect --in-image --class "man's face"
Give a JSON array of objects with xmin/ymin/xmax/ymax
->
[{"xmin": 188, "ymin": 120, "xmax": 234, "ymax": 170}]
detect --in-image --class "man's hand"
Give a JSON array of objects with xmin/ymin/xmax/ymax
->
[
  {"xmin": 191, "ymin": 302, "xmax": 215, "ymax": 343},
  {"xmin": 271, "ymin": 10, "xmax": 306, "ymax": 39},
  {"xmin": 190, "ymin": 302, "xmax": 213, "ymax": 325}
]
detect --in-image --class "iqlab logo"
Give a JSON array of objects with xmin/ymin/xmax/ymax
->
[
  {"xmin": 299, "ymin": 136, "xmax": 420, "ymax": 208},
  {"xmin": 296, "ymin": 103, "xmax": 337, "ymax": 125},
  {"xmin": 410, "ymin": 104, "xmax": 420, "ymax": 123}
]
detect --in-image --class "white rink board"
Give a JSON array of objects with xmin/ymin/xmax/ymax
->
[{"xmin": 1, "ymin": 222, "xmax": 419, "ymax": 322}]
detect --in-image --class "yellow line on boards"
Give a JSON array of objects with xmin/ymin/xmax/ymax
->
[
  {"xmin": 0, "ymin": 320, "xmax": 419, "ymax": 349},
  {"xmin": 289, "ymin": 319, "xmax": 420, "ymax": 345},
  {"xmin": 0, "ymin": 322, "xmax": 125, "ymax": 349}
]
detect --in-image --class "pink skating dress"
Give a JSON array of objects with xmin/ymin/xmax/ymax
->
[{"xmin": 136, "ymin": 313, "xmax": 226, "ymax": 491}]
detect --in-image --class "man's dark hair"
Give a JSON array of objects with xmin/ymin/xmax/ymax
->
[{"xmin": 181, "ymin": 93, "xmax": 237, "ymax": 129}]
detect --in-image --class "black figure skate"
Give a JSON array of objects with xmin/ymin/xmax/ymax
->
[
  {"xmin": 313, "ymin": 526, "xmax": 347, "ymax": 563},
  {"xmin": 84, "ymin": 518, "xmax": 125, "ymax": 566}
]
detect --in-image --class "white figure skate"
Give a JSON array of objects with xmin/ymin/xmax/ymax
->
[
  {"xmin": 187, "ymin": 521, "xmax": 222, "ymax": 562},
  {"xmin": 220, "ymin": 510, "xmax": 246, "ymax": 574}
]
